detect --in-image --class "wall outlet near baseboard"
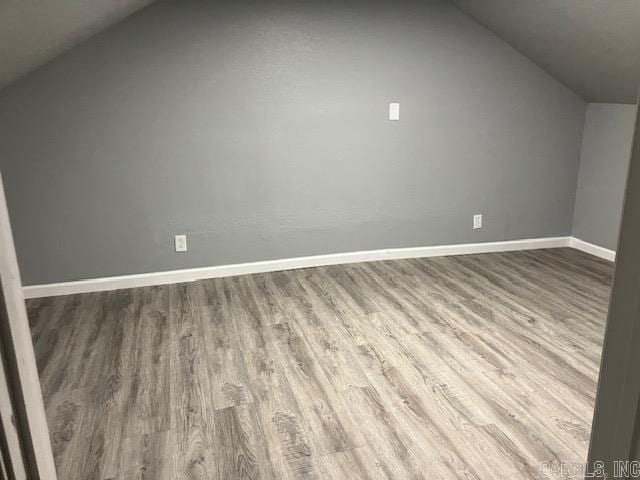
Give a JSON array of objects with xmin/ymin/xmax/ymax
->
[
  {"xmin": 473, "ymin": 214, "xmax": 483, "ymax": 229},
  {"xmin": 175, "ymin": 234, "xmax": 187, "ymax": 252}
]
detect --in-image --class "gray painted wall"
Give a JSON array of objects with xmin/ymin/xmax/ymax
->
[
  {"xmin": 449, "ymin": 0, "xmax": 640, "ymax": 104},
  {"xmin": 572, "ymin": 104, "xmax": 637, "ymax": 250},
  {"xmin": 0, "ymin": 0, "xmax": 586, "ymax": 285},
  {"xmin": 0, "ymin": 0, "xmax": 154, "ymax": 90}
]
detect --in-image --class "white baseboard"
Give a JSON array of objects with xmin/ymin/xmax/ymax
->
[
  {"xmin": 569, "ymin": 237, "xmax": 617, "ymax": 262},
  {"xmin": 22, "ymin": 236, "xmax": 571, "ymax": 299}
]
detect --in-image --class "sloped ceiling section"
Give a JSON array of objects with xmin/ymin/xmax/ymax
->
[
  {"xmin": 0, "ymin": 0, "xmax": 155, "ymax": 91},
  {"xmin": 449, "ymin": 0, "xmax": 640, "ymax": 104}
]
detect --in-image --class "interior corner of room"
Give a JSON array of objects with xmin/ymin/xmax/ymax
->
[{"xmin": 0, "ymin": 0, "xmax": 638, "ymax": 479}]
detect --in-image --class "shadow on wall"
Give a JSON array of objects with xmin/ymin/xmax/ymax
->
[{"xmin": 572, "ymin": 103, "xmax": 638, "ymax": 250}]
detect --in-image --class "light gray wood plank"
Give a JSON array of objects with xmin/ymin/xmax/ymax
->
[{"xmin": 28, "ymin": 248, "xmax": 612, "ymax": 479}]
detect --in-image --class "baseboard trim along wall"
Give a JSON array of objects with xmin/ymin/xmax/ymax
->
[
  {"xmin": 21, "ymin": 236, "xmax": 614, "ymax": 299},
  {"xmin": 568, "ymin": 237, "xmax": 617, "ymax": 262}
]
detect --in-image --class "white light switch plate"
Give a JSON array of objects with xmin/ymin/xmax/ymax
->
[
  {"xmin": 389, "ymin": 103, "xmax": 400, "ymax": 121},
  {"xmin": 175, "ymin": 234, "xmax": 187, "ymax": 252},
  {"xmin": 473, "ymin": 214, "xmax": 483, "ymax": 230}
]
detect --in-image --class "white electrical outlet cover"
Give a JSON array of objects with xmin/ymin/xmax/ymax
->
[
  {"xmin": 175, "ymin": 234, "xmax": 187, "ymax": 252},
  {"xmin": 473, "ymin": 214, "xmax": 482, "ymax": 230},
  {"xmin": 389, "ymin": 103, "xmax": 400, "ymax": 120}
]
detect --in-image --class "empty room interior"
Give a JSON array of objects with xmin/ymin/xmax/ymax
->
[{"xmin": 0, "ymin": 0, "xmax": 639, "ymax": 479}]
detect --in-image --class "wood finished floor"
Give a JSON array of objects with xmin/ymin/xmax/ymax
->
[{"xmin": 28, "ymin": 248, "xmax": 613, "ymax": 480}]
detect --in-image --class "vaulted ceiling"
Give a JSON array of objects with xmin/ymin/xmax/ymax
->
[
  {"xmin": 1, "ymin": 0, "xmax": 639, "ymax": 103},
  {"xmin": 0, "ymin": 0, "xmax": 154, "ymax": 91},
  {"xmin": 449, "ymin": 0, "xmax": 640, "ymax": 104}
]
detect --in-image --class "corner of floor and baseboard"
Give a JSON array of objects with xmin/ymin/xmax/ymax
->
[
  {"xmin": 568, "ymin": 237, "xmax": 617, "ymax": 262},
  {"xmin": 21, "ymin": 236, "xmax": 615, "ymax": 299}
]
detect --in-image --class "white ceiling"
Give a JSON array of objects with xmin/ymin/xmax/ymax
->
[
  {"xmin": 449, "ymin": 0, "xmax": 640, "ymax": 104},
  {"xmin": 0, "ymin": 0, "xmax": 154, "ymax": 92}
]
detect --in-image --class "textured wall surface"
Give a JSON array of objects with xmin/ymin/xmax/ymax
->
[
  {"xmin": 573, "ymin": 103, "xmax": 637, "ymax": 250},
  {"xmin": 0, "ymin": 0, "xmax": 586, "ymax": 285}
]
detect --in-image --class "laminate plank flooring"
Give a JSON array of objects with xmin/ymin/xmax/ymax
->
[{"xmin": 28, "ymin": 248, "xmax": 613, "ymax": 479}]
